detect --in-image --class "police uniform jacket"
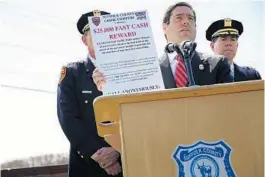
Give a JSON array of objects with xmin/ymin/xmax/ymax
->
[{"xmin": 57, "ymin": 58, "xmax": 123, "ymax": 177}]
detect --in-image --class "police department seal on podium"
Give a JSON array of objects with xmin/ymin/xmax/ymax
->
[{"xmin": 172, "ymin": 140, "xmax": 236, "ymax": 177}]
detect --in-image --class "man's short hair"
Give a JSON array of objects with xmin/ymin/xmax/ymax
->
[{"xmin": 162, "ymin": 2, "xmax": 196, "ymax": 25}]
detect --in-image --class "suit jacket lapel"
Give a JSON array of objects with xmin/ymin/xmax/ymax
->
[
  {"xmin": 234, "ymin": 63, "xmax": 243, "ymax": 82},
  {"xmin": 159, "ymin": 53, "xmax": 176, "ymax": 89},
  {"xmin": 191, "ymin": 51, "xmax": 205, "ymax": 85}
]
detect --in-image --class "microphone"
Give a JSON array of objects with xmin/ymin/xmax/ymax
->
[
  {"xmin": 181, "ymin": 40, "xmax": 197, "ymax": 58},
  {"xmin": 180, "ymin": 40, "xmax": 197, "ymax": 86},
  {"xmin": 164, "ymin": 40, "xmax": 198, "ymax": 87},
  {"xmin": 181, "ymin": 40, "xmax": 194, "ymax": 49},
  {"xmin": 165, "ymin": 43, "xmax": 180, "ymax": 53}
]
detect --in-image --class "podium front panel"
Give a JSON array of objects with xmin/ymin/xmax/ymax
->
[{"xmin": 119, "ymin": 90, "xmax": 264, "ymax": 177}]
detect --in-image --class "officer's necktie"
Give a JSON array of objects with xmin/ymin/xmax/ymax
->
[{"xmin": 175, "ymin": 56, "xmax": 188, "ymax": 87}]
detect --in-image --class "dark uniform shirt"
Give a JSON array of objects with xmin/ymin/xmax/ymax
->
[{"xmin": 57, "ymin": 58, "xmax": 123, "ymax": 177}]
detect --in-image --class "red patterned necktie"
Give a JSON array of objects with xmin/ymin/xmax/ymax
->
[{"xmin": 175, "ymin": 56, "xmax": 188, "ymax": 87}]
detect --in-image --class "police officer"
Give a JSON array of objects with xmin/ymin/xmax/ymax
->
[
  {"xmin": 57, "ymin": 10, "xmax": 123, "ymax": 177},
  {"xmin": 206, "ymin": 18, "xmax": 262, "ymax": 81}
]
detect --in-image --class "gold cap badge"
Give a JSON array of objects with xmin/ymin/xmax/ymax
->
[
  {"xmin": 93, "ymin": 10, "xmax": 101, "ymax": 17},
  {"xmin": 224, "ymin": 18, "xmax": 232, "ymax": 27}
]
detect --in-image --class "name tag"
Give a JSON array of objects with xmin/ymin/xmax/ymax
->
[{"xmin": 82, "ymin": 90, "xmax": 92, "ymax": 94}]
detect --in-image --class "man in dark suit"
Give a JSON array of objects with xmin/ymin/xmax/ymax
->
[
  {"xmin": 57, "ymin": 10, "xmax": 123, "ymax": 177},
  {"xmin": 92, "ymin": 2, "xmax": 233, "ymax": 90},
  {"xmin": 206, "ymin": 18, "xmax": 262, "ymax": 82},
  {"xmin": 160, "ymin": 2, "xmax": 233, "ymax": 88}
]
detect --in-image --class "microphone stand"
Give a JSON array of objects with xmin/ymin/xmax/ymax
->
[
  {"xmin": 164, "ymin": 41, "xmax": 198, "ymax": 87},
  {"xmin": 180, "ymin": 41, "xmax": 197, "ymax": 86}
]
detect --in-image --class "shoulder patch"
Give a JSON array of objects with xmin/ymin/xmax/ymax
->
[{"xmin": 58, "ymin": 66, "xmax": 67, "ymax": 84}]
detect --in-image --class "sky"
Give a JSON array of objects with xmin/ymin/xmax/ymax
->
[{"xmin": 0, "ymin": 0, "xmax": 264, "ymax": 163}]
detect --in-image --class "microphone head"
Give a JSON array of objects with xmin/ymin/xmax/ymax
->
[
  {"xmin": 192, "ymin": 42, "xmax": 197, "ymax": 51},
  {"xmin": 164, "ymin": 43, "xmax": 175, "ymax": 53},
  {"xmin": 180, "ymin": 40, "xmax": 197, "ymax": 50},
  {"xmin": 180, "ymin": 40, "xmax": 192, "ymax": 49}
]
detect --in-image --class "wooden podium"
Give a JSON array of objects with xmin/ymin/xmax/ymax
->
[{"xmin": 93, "ymin": 80, "xmax": 264, "ymax": 177}]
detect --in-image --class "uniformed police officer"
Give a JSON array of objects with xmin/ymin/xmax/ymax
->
[
  {"xmin": 206, "ymin": 18, "xmax": 262, "ymax": 81},
  {"xmin": 57, "ymin": 10, "xmax": 123, "ymax": 177}
]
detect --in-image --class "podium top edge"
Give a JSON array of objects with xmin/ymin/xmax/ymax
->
[
  {"xmin": 94, "ymin": 80, "xmax": 264, "ymax": 105},
  {"xmin": 93, "ymin": 80, "xmax": 263, "ymax": 137}
]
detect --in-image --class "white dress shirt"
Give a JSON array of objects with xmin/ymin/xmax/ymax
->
[{"xmin": 167, "ymin": 52, "xmax": 179, "ymax": 79}]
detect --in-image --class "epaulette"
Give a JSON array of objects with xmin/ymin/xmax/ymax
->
[
  {"xmin": 58, "ymin": 60, "xmax": 85, "ymax": 84},
  {"xmin": 241, "ymin": 66, "xmax": 256, "ymax": 71},
  {"xmin": 65, "ymin": 60, "xmax": 85, "ymax": 68}
]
